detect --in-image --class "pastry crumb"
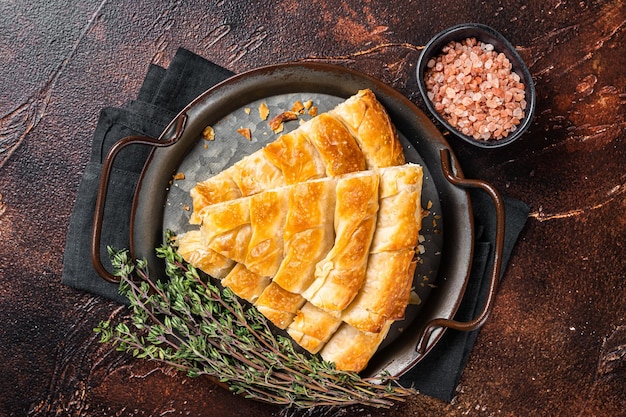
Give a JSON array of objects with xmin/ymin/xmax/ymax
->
[
  {"xmin": 259, "ymin": 102, "xmax": 270, "ymax": 120},
  {"xmin": 202, "ymin": 126, "xmax": 215, "ymax": 141},
  {"xmin": 269, "ymin": 111, "xmax": 299, "ymax": 131},
  {"xmin": 291, "ymin": 100, "xmax": 305, "ymax": 114},
  {"xmin": 237, "ymin": 127, "xmax": 252, "ymax": 140}
]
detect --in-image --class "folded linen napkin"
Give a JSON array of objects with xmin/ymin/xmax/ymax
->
[{"xmin": 62, "ymin": 47, "xmax": 529, "ymax": 401}]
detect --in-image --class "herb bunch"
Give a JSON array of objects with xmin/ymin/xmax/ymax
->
[{"xmin": 94, "ymin": 239, "xmax": 416, "ymax": 409}]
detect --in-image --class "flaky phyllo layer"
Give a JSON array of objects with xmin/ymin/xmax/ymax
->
[{"xmin": 176, "ymin": 90, "xmax": 424, "ymax": 372}]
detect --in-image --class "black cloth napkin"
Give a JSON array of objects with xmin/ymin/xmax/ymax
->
[
  {"xmin": 63, "ymin": 48, "xmax": 233, "ymax": 304},
  {"xmin": 62, "ymin": 47, "xmax": 529, "ymax": 401},
  {"xmin": 399, "ymin": 190, "xmax": 529, "ymax": 401}
]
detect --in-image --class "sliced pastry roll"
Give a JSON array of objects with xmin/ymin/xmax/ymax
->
[
  {"xmin": 189, "ymin": 171, "xmax": 241, "ymax": 225},
  {"xmin": 319, "ymin": 321, "xmax": 392, "ymax": 373},
  {"xmin": 341, "ymin": 249, "xmax": 417, "ymax": 333},
  {"xmin": 286, "ymin": 303, "xmax": 342, "ymax": 354},
  {"xmin": 189, "ymin": 89, "xmax": 400, "ymax": 223},
  {"xmin": 341, "ymin": 164, "xmax": 424, "ymax": 333},
  {"xmin": 298, "ymin": 113, "xmax": 367, "ymax": 176},
  {"xmin": 229, "ymin": 151, "xmax": 286, "ymax": 197},
  {"xmin": 262, "ymin": 129, "xmax": 326, "ymax": 184},
  {"xmin": 302, "ymin": 171, "xmax": 379, "ymax": 312},
  {"xmin": 272, "ymin": 178, "xmax": 336, "ymax": 294},
  {"xmin": 254, "ymin": 282, "xmax": 306, "ymax": 329},
  {"xmin": 176, "ymin": 230, "xmax": 235, "ymax": 279},
  {"xmin": 221, "ymin": 263, "xmax": 271, "ymax": 304},
  {"xmin": 330, "ymin": 89, "xmax": 405, "ymax": 169},
  {"xmin": 189, "ymin": 151, "xmax": 285, "ymax": 226},
  {"xmin": 245, "ymin": 189, "xmax": 289, "ymax": 277},
  {"xmin": 200, "ymin": 196, "xmax": 252, "ymax": 265},
  {"xmin": 369, "ymin": 164, "xmax": 424, "ymax": 253}
]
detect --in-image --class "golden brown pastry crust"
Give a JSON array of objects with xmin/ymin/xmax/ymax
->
[
  {"xmin": 178, "ymin": 91, "xmax": 424, "ymax": 373},
  {"xmin": 254, "ymin": 282, "xmax": 305, "ymax": 329},
  {"xmin": 341, "ymin": 249, "xmax": 416, "ymax": 333},
  {"xmin": 222, "ymin": 263, "xmax": 271, "ymax": 303},
  {"xmin": 341, "ymin": 164, "xmax": 423, "ymax": 333},
  {"xmin": 176, "ymin": 230, "xmax": 235, "ymax": 279},
  {"xmin": 245, "ymin": 189, "xmax": 289, "ymax": 277},
  {"xmin": 330, "ymin": 89, "xmax": 405, "ymax": 169},
  {"xmin": 303, "ymin": 171, "xmax": 379, "ymax": 312},
  {"xmin": 189, "ymin": 171, "xmax": 242, "ymax": 225},
  {"xmin": 319, "ymin": 321, "xmax": 392, "ymax": 373},
  {"xmin": 262, "ymin": 129, "xmax": 326, "ymax": 184},
  {"xmin": 299, "ymin": 113, "xmax": 367, "ymax": 176},
  {"xmin": 272, "ymin": 178, "xmax": 336, "ymax": 294},
  {"xmin": 188, "ymin": 89, "xmax": 390, "ymax": 225},
  {"xmin": 230, "ymin": 151, "xmax": 286, "ymax": 197},
  {"xmin": 286, "ymin": 303, "xmax": 342, "ymax": 354},
  {"xmin": 200, "ymin": 197, "xmax": 252, "ymax": 264}
]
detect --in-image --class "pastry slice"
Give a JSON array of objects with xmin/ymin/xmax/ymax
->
[
  {"xmin": 299, "ymin": 113, "xmax": 366, "ymax": 176},
  {"xmin": 302, "ymin": 171, "xmax": 379, "ymax": 312},
  {"xmin": 245, "ymin": 189, "xmax": 289, "ymax": 277},
  {"xmin": 200, "ymin": 196, "xmax": 252, "ymax": 265},
  {"xmin": 341, "ymin": 164, "xmax": 424, "ymax": 333},
  {"xmin": 369, "ymin": 164, "xmax": 424, "ymax": 253},
  {"xmin": 229, "ymin": 150, "xmax": 286, "ymax": 197},
  {"xmin": 221, "ymin": 263, "xmax": 271, "ymax": 304},
  {"xmin": 341, "ymin": 249, "xmax": 417, "ymax": 333},
  {"xmin": 254, "ymin": 282, "xmax": 306, "ymax": 329},
  {"xmin": 189, "ymin": 171, "xmax": 242, "ymax": 225},
  {"xmin": 319, "ymin": 321, "xmax": 392, "ymax": 373},
  {"xmin": 262, "ymin": 129, "xmax": 326, "ymax": 184},
  {"xmin": 329, "ymin": 89, "xmax": 405, "ymax": 169},
  {"xmin": 176, "ymin": 230, "xmax": 235, "ymax": 279},
  {"xmin": 272, "ymin": 178, "xmax": 336, "ymax": 294},
  {"xmin": 189, "ymin": 151, "xmax": 285, "ymax": 225},
  {"xmin": 286, "ymin": 303, "xmax": 342, "ymax": 354}
]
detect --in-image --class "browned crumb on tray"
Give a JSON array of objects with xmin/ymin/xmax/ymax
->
[
  {"xmin": 269, "ymin": 111, "xmax": 299, "ymax": 132},
  {"xmin": 173, "ymin": 172, "xmax": 185, "ymax": 180},
  {"xmin": 202, "ymin": 126, "xmax": 215, "ymax": 141},
  {"xmin": 291, "ymin": 100, "xmax": 305, "ymax": 114},
  {"xmin": 259, "ymin": 102, "xmax": 270, "ymax": 120},
  {"xmin": 237, "ymin": 128, "xmax": 252, "ymax": 140}
]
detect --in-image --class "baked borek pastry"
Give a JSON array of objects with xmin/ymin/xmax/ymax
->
[
  {"xmin": 177, "ymin": 91, "xmax": 424, "ymax": 373},
  {"xmin": 341, "ymin": 164, "xmax": 424, "ymax": 333},
  {"xmin": 302, "ymin": 171, "xmax": 379, "ymax": 312},
  {"xmin": 272, "ymin": 178, "xmax": 336, "ymax": 294},
  {"xmin": 286, "ymin": 303, "xmax": 342, "ymax": 354},
  {"xmin": 175, "ymin": 230, "xmax": 234, "ymax": 279},
  {"xmin": 188, "ymin": 89, "xmax": 404, "ymax": 224},
  {"xmin": 329, "ymin": 89, "xmax": 405, "ymax": 169}
]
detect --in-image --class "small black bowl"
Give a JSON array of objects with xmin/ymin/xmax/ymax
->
[{"xmin": 416, "ymin": 23, "xmax": 536, "ymax": 148}]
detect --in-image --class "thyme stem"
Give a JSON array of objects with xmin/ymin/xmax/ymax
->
[{"xmin": 94, "ymin": 241, "xmax": 416, "ymax": 409}]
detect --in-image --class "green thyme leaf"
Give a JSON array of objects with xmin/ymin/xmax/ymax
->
[{"xmin": 96, "ymin": 241, "xmax": 416, "ymax": 409}]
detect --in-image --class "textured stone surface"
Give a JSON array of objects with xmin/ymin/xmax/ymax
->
[{"xmin": 1, "ymin": 1, "xmax": 625, "ymax": 416}]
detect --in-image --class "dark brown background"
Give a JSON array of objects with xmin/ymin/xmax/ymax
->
[{"xmin": 1, "ymin": 1, "xmax": 625, "ymax": 416}]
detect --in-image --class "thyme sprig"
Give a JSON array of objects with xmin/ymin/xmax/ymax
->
[{"xmin": 94, "ymin": 238, "xmax": 416, "ymax": 409}]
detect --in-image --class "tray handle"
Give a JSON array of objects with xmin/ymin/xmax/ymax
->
[
  {"xmin": 415, "ymin": 148, "xmax": 506, "ymax": 354},
  {"xmin": 91, "ymin": 114, "xmax": 187, "ymax": 283}
]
